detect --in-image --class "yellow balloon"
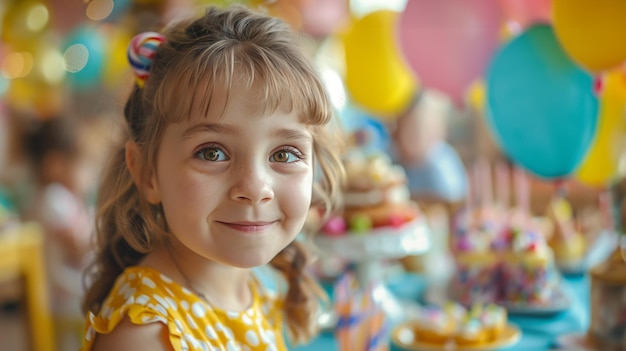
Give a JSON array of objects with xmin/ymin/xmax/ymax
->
[
  {"xmin": 553, "ymin": 0, "xmax": 626, "ymax": 72},
  {"xmin": 576, "ymin": 71, "xmax": 626, "ymax": 186},
  {"xmin": 6, "ymin": 78, "xmax": 62, "ymax": 117},
  {"xmin": 1, "ymin": 1, "xmax": 50, "ymax": 44},
  {"xmin": 102, "ymin": 25, "xmax": 133, "ymax": 90},
  {"xmin": 342, "ymin": 10, "xmax": 418, "ymax": 118},
  {"xmin": 7, "ymin": 79, "xmax": 38, "ymax": 109}
]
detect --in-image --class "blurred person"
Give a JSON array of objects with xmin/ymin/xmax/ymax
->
[{"xmin": 23, "ymin": 114, "xmax": 106, "ymax": 351}]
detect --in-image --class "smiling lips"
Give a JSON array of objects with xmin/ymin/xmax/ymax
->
[{"xmin": 218, "ymin": 221, "xmax": 275, "ymax": 233}]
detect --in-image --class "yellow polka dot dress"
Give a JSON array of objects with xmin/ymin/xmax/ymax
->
[{"xmin": 80, "ymin": 266, "xmax": 288, "ymax": 351}]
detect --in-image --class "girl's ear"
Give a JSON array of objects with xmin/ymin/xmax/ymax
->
[{"xmin": 125, "ymin": 141, "xmax": 161, "ymax": 205}]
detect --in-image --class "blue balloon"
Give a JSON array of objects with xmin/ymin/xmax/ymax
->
[
  {"xmin": 485, "ymin": 24, "xmax": 599, "ymax": 179},
  {"xmin": 63, "ymin": 25, "xmax": 106, "ymax": 89}
]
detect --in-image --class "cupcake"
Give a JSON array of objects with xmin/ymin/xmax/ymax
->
[
  {"xmin": 454, "ymin": 317, "xmax": 489, "ymax": 347},
  {"xmin": 501, "ymin": 228, "xmax": 558, "ymax": 305},
  {"xmin": 412, "ymin": 306, "xmax": 456, "ymax": 344},
  {"xmin": 478, "ymin": 304, "xmax": 508, "ymax": 340}
]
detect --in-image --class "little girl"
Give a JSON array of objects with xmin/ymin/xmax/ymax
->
[{"xmin": 80, "ymin": 5, "xmax": 344, "ymax": 351}]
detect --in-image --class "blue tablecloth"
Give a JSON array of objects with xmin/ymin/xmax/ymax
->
[{"xmin": 293, "ymin": 273, "xmax": 590, "ymax": 351}]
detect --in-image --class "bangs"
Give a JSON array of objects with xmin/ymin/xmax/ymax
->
[{"xmin": 153, "ymin": 42, "xmax": 332, "ymax": 125}]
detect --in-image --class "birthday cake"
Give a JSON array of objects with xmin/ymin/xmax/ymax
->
[{"xmin": 449, "ymin": 209, "xmax": 559, "ymax": 307}]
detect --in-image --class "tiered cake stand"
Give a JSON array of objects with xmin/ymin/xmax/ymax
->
[{"xmin": 314, "ymin": 217, "xmax": 431, "ymax": 324}]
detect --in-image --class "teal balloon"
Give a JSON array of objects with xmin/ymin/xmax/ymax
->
[
  {"xmin": 485, "ymin": 24, "xmax": 599, "ymax": 179},
  {"xmin": 63, "ymin": 25, "xmax": 106, "ymax": 88}
]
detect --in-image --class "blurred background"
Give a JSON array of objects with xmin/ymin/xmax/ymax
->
[{"xmin": 1, "ymin": 0, "xmax": 625, "ymax": 350}]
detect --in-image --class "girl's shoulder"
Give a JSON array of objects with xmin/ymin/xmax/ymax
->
[
  {"xmin": 85, "ymin": 316, "xmax": 171, "ymax": 351},
  {"xmin": 80, "ymin": 266, "xmax": 203, "ymax": 351},
  {"xmin": 80, "ymin": 266, "xmax": 290, "ymax": 351}
]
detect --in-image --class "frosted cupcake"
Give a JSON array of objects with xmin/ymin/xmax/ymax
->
[
  {"xmin": 477, "ymin": 304, "xmax": 507, "ymax": 340},
  {"xmin": 411, "ymin": 306, "xmax": 456, "ymax": 344},
  {"xmin": 501, "ymin": 228, "xmax": 558, "ymax": 305},
  {"xmin": 449, "ymin": 229, "xmax": 500, "ymax": 306},
  {"xmin": 454, "ymin": 317, "xmax": 489, "ymax": 347}
]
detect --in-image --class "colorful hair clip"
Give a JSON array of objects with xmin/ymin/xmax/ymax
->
[{"xmin": 127, "ymin": 32, "xmax": 165, "ymax": 88}]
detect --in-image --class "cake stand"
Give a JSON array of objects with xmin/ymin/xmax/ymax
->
[{"xmin": 314, "ymin": 217, "xmax": 431, "ymax": 325}]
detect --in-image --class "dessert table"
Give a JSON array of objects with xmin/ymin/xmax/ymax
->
[{"xmin": 293, "ymin": 272, "xmax": 590, "ymax": 351}]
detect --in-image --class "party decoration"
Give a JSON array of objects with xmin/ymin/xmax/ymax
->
[
  {"xmin": 498, "ymin": 0, "xmax": 552, "ymax": 28},
  {"xmin": 486, "ymin": 24, "xmax": 599, "ymax": 179},
  {"xmin": 576, "ymin": 71, "xmax": 626, "ymax": 187},
  {"xmin": 343, "ymin": 10, "xmax": 418, "ymax": 118},
  {"xmin": 62, "ymin": 24, "xmax": 106, "ymax": 89},
  {"xmin": 398, "ymin": 0, "xmax": 504, "ymax": 106},
  {"xmin": 553, "ymin": 0, "xmax": 626, "ymax": 72}
]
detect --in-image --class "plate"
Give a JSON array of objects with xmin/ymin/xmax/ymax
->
[
  {"xmin": 423, "ymin": 285, "xmax": 571, "ymax": 317},
  {"xmin": 391, "ymin": 323, "xmax": 521, "ymax": 351},
  {"xmin": 500, "ymin": 286, "xmax": 571, "ymax": 316},
  {"xmin": 314, "ymin": 217, "xmax": 431, "ymax": 261},
  {"xmin": 553, "ymin": 333, "xmax": 598, "ymax": 351}
]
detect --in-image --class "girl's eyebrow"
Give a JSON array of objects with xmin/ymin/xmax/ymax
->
[
  {"xmin": 271, "ymin": 128, "xmax": 312, "ymax": 142},
  {"xmin": 181, "ymin": 124, "xmax": 312, "ymax": 142},
  {"xmin": 180, "ymin": 123, "xmax": 239, "ymax": 139}
]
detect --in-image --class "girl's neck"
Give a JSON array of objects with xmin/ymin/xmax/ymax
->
[{"xmin": 144, "ymin": 243, "xmax": 253, "ymax": 312}]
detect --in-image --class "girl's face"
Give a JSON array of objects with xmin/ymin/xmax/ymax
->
[{"xmin": 150, "ymin": 84, "xmax": 314, "ymax": 268}]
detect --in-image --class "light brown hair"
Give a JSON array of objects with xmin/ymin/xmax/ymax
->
[{"xmin": 82, "ymin": 5, "xmax": 344, "ymax": 344}]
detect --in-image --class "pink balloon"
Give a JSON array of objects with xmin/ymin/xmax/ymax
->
[
  {"xmin": 398, "ymin": 0, "xmax": 504, "ymax": 106},
  {"xmin": 299, "ymin": 0, "xmax": 349, "ymax": 38},
  {"xmin": 498, "ymin": 0, "xmax": 552, "ymax": 27}
]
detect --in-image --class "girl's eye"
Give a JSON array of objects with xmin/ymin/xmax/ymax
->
[
  {"xmin": 271, "ymin": 149, "xmax": 301, "ymax": 163},
  {"xmin": 196, "ymin": 147, "xmax": 228, "ymax": 161}
]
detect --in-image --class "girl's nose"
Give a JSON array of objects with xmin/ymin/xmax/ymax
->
[{"xmin": 228, "ymin": 163, "xmax": 274, "ymax": 204}]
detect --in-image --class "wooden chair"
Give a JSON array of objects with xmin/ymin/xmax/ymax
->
[{"xmin": 0, "ymin": 222, "xmax": 55, "ymax": 351}]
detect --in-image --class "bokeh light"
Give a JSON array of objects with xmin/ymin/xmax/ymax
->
[
  {"xmin": 1, "ymin": 52, "xmax": 34, "ymax": 79},
  {"xmin": 63, "ymin": 44, "xmax": 89, "ymax": 73},
  {"xmin": 26, "ymin": 3, "xmax": 49, "ymax": 32},
  {"xmin": 40, "ymin": 49, "xmax": 66, "ymax": 84},
  {"xmin": 86, "ymin": 0, "xmax": 115, "ymax": 21}
]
